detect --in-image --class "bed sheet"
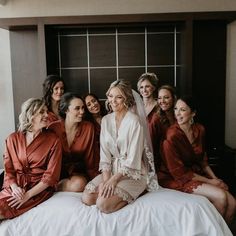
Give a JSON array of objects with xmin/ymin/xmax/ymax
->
[{"xmin": 0, "ymin": 188, "xmax": 232, "ymax": 236}]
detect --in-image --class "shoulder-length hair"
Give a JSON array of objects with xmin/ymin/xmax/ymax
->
[
  {"xmin": 42, "ymin": 74, "xmax": 65, "ymax": 112},
  {"xmin": 59, "ymin": 92, "xmax": 84, "ymax": 119},
  {"xmin": 105, "ymin": 79, "xmax": 135, "ymax": 112},
  {"xmin": 18, "ymin": 98, "xmax": 45, "ymax": 132}
]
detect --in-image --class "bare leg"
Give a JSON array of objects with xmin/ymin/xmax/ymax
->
[
  {"xmin": 58, "ymin": 175, "xmax": 87, "ymax": 192},
  {"xmin": 193, "ymin": 183, "xmax": 227, "ymax": 217},
  {"xmin": 225, "ymin": 191, "xmax": 236, "ymax": 224},
  {"xmin": 96, "ymin": 195, "xmax": 128, "ymax": 214},
  {"xmin": 82, "ymin": 190, "xmax": 98, "ymax": 206}
]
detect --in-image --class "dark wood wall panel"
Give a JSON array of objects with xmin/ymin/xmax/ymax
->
[
  {"xmin": 90, "ymin": 68, "xmax": 117, "ymax": 98},
  {"xmin": 192, "ymin": 20, "xmax": 227, "ymax": 148},
  {"xmin": 147, "ymin": 34, "xmax": 174, "ymax": 65},
  {"xmin": 118, "ymin": 35, "xmax": 145, "ymax": 66},
  {"xmin": 60, "ymin": 36, "xmax": 88, "ymax": 68},
  {"xmin": 61, "ymin": 69, "xmax": 88, "ymax": 94},
  {"xmin": 89, "ymin": 35, "xmax": 116, "ymax": 67}
]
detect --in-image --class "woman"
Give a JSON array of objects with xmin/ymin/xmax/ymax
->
[
  {"xmin": 159, "ymin": 95, "xmax": 236, "ymax": 223},
  {"xmin": 157, "ymin": 85, "xmax": 176, "ymax": 136},
  {"xmin": 137, "ymin": 73, "xmax": 160, "ymax": 168},
  {"xmin": 42, "ymin": 74, "xmax": 65, "ymax": 124},
  {"xmin": 82, "ymin": 79, "xmax": 158, "ymax": 214},
  {"xmin": 137, "ymin": 72, "xmax": 159, "ymax": 116},
  {"xmin": 0, "ymin": 98, "xmax": 62, "ymax": 219},
  {"xmin": 49, "ymin": 92, "xmax": 99, "ymax": 192},
  {"xmin": 84, "ymin": 93, "xmax": 106, "ymax": 127},
  {"xmin": 84, "ymin": 94, "xmax": 107, "ymax": 146}
]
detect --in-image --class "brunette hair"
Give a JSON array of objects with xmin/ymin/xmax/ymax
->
[
  {"xmin": 83, "ymin": 93, "xmax": 107, "ymax": 122},
  {"xmin": 42, "ymin": 74, "xmax": 65, "ymax": 112},
  {"xmin": 177, "ymin": 95, "xmax": 197, "ymax": 113},
  {"xmin": 157, "ymin": 85, "xmax": 177, "ymax": 125},
  {"xmin": 59, "ymin": 92, "xmax": 84, "ymax": 119}
]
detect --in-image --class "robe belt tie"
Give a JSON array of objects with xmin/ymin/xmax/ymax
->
[
  {"xmin": 16, "ymin": 168, "xmax": 41, "ymax": 189},
  {"xmin": 111, "ymin": 154, "xmax": 126, "ymax": 161}
]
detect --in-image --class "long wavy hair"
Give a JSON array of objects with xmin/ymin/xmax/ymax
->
[
  {"xmin": 42, "ymin": 74, "xmax": 65, "ymax": 112},
  {"xmin": 18, "ymin": 98, "xmax": 45, "ymax": 132},
  {"xmin": 83, "ymin": 93, "xmax": 107, "ymax": 122}
]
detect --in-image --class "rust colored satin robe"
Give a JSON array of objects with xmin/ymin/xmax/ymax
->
[
  {"xmin": 147, "ymin": 107, "xmax": 172, "ymax": 171},
  {"xmin": 47, "ymin": 111, "xmax": 59, "ymax": 124},
  {"xmin": 158, "ymin": 123, "xmax": 208, "ymax": 193},
  {"xmin": 0, "ymin": 130, "xmax": 62, "ymax": 219},
  {"xmin": 49, "ymin": 120, "xmax": 99, "ymax": 180}
]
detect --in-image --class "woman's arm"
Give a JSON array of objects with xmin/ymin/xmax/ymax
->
[
  {"xmin": 7, "ymin": 181, "xmax": 50, "ymax": 209},
  {"xmin": 3, "ymin": 139, "xmax": 17, "ymax": 188},
  {"xmin": 203, "ymin": 165, "xmax": 217, "ymax": 179},
  {"xmin": 192, "ymin": 172, "xmax": 228, "ymax": 190}
]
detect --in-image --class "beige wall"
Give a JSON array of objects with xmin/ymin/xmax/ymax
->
[
  {"xmin": 1, "ymin": 0, "xmax": 236, "ymax": 18},
  {"xmin": 226, "ymin": 21, "xmax": 236, "ymax": 149},
  {"xmin": 0, "ymin": 28, "xmax": 15, "ymax": 168}
]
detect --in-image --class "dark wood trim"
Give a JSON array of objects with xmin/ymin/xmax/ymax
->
[{"xmin": 1, "ymin": 11, "xmax": 236, "ymax": 29}]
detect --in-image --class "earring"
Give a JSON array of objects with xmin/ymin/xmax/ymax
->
[{"xmin": 190, "ymin": 117, "xmax": 194, "ymax": 125}]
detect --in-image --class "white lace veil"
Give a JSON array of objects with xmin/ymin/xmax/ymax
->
[{"xmin": 132, "ymin": 90, "xmax": 159, "ymax": 191}]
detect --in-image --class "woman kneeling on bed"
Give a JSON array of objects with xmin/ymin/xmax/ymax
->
[
  {"xmin": 0, "ymin": 98, "xmax": 62, "ymax": 219},
  {"xmin": 82, "ymin": 79, "xmax": 158, "ymax": 213}
]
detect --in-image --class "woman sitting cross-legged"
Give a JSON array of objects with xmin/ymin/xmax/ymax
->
[
  {"xmin": 82, "ymin": 79, "xmax": 158, "ymax": 214},
  {"xmin": 0, "ymin": 98, "xmax": 62, "ymax": 219}
]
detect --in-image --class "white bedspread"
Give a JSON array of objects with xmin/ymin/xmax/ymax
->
[{"xmin": 0, "ymin": 188, "xmax": 232, "ymax": 236}]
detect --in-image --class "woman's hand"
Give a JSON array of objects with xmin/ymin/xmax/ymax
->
[
  {"xmin": 99, "ymin": 177, "xmax": 118, "ymax": 198},
  {"xmin": 7, "ymin": 191, "xmax": 31, "ymax": 209},
  {"xmin": 208, "ymin": 178, "xmax": 229, "ymax": 191},
  {"xmin": 10, "ymin": 184, "xmax": 25, "ymax": 200}
]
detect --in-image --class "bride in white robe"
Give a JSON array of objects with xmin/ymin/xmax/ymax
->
[{"xmin": 82, "ymin": 79, "xmax": 158, "ymax": 213}]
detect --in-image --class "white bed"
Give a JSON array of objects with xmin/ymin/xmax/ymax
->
[{"xmin": 0, "ymin": 188, "xmax": 232, "ymax": 236}]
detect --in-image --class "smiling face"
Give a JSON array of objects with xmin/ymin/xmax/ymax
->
[
  {"xmin": 31, "ymin": 105, "xmax": 48, "ymax": 131},
  {"xmin": 107, "ymin": 87, "xmax": 126, "ymax": 113},
  {"xmin": 51, "ymin": 81, "xmax": 64, "ymax": 102},
  {"xmin": 139, "ymin": 79, "xmax": 156, "ymax": 99},
  {"xmin": 85, "ymin": 95, "xmax": 101, "ymax": 115},
  {"xmin": 174, "ymin": 99, "xmax": 195, "ymax": 126},
  {"xmin": 66, "ymin": 98, "xmax": 85, "ymax": 123},
  {"xmin": 158, "ymin": 88, "xmax": 174, "ymax": 112}
]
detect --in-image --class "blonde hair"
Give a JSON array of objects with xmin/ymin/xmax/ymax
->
[
  {"xmin": 18, "ymin": 98, "xmax": 45, "ymax": 132},
  {"xmin": 105, "ymin": 79, "xmax": 135, "ymax": 112},
  {"xmin": 137, "ymin": 72, "xmax": 159, "ymax": 91}
]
